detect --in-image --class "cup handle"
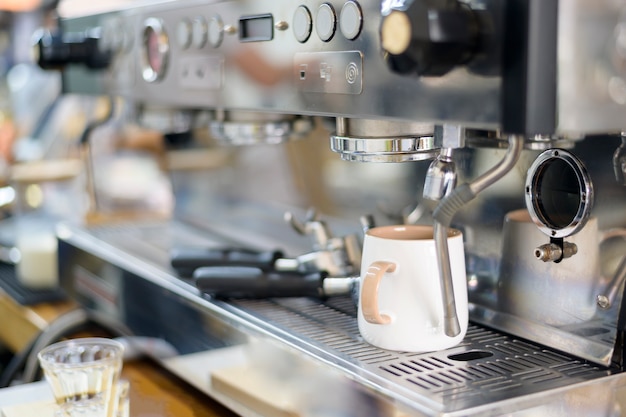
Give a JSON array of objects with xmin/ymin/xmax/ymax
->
[{"xmin": 361, "ymin": 261, "xmax": 396, "ymax": 324}]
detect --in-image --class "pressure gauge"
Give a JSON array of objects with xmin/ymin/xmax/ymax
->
[{"xmin": 142, "ymin": 18, "xmax": 169, "ymax": 82}]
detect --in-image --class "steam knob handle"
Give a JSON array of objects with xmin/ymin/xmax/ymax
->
[
  {"xmin": 380, "ymin": 0, "xmax": 478, "ymax": 76},
  {"xmin": 33, "ymin": 29, "xmax": 111, "ymax": 70}
]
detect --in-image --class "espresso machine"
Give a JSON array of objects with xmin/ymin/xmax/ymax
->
[{"xmin": 32, "ymin": 0, "xmax": 626, "ymax": 415}]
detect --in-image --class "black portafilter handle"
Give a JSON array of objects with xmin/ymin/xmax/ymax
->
[
  {"xmin": 170, "ymin": 247, "xmax": 284, "ymax": 277},
  {"xmin": 194, "ymin": 266, "xmax": 326, "ymax": 299}
]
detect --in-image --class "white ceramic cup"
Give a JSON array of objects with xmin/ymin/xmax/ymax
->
[
  {"xmin": 497, "ymin": 209, "xmax": 626, "ymax": 326},
  {"xmin": 357, "ymin": 225, "xmax": 468, "ymax": 352}
]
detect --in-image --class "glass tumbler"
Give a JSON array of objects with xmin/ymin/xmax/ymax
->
[{"xmin": 37, "ymin": 338, "xmax": 124, "ymax": 417}]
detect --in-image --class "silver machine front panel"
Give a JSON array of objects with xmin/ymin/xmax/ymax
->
[
  {"xmin": 65, "ymin": 0, "xmax": 501, "ymax": 128},
  {"xmin": 44, "ymin": 0, "xmax": 626, "ymax": 415},
  {"xmin": 60, "ymin": 0, "xmax": 626, "ymax": 135}
]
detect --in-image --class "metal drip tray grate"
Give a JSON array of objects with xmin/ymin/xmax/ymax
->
[
  {"xmin": 62, "ymin": 221, "xmax": 623, "ymax": 415},
  {"xmin": 225, "ymin": 297, "xmax": 615, "ymax": 413}
]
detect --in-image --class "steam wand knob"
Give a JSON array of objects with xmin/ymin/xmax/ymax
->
[
  {"xmin": 284, "ymin": 209, "xmax": 329, "ymax": 250},
  {"xmin": 33, "ymin": 28, "xmax": 112, "ymax": 70},
  {"xmin": 284, "ymin": 210, "xmax": 361, "ymax": 277},
  {"xmin": 380, "ymin": 0, "xmax": 479, "ymax": 76}
]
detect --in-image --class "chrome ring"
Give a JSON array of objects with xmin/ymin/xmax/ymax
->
[
  {"xmin": 330, "ymin": 135, "xmax": 438, "ymax": 163},
  {"xmin": 525, "ymin": 148, "xmax": 594, "ymax": 238},
  {"xmin": 210, "ymin": 117, "xmax": 312, "ymax": 145}
]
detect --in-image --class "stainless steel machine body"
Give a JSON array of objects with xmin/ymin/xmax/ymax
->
[{"xmin": 38, "ymin": 0, "xmax": 626, "ymax": 415}]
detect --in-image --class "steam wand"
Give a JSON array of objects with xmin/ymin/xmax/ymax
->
[
  {"xmin": 428, "ymin": 132, "xmax": 524, "ymax": 337},
  {"xmin": 79, "ymin": 96, "xmax": 116, "ymax": 217},
  {"xmin": 423, "ymin": 143, "xmax": 459, "ymax": 337}
]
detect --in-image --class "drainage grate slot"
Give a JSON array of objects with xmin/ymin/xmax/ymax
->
[
  {"xmin": 520, "ymin": 354, "xmax": 554, "ymax": 367},
  {"xmin": 409, "ymin": 359, "xmax": 437, "ymax": 371},
  {"xmin": 504, "ymin": 357, "xmax": 538, "ymax": 371},
  {"xmin": 380, "ymin": 366, "xmax": 405, "ymax": 377},
  {"xmin": 421, "ymin": 358, "xmax": 447, "ymax": 369},
  {"xmin": 437, "ymin": 371, "xmax": 464, "ymax": 384},
  {"xmin": 525, "ymin": 372, "xmax": 562, "ymax": 385},
  {"xmin": 415, "ymin": 376, "xmax": 444, "ymax": 389},
  {"xmin": 560, "ymin": 365, "xmax": 604, "ymax": 378},
  {"xmin": 356, "ymin": 353, "xmax": 398, "ymax": 364},
  {"xmin": 472, "ymin": 375, "xmax": 507, "ymax": 387},
  {"xmin": 483, "ymin": 360, "xmax": 522, "ymax": 374},
  {"xmin": 468, "ymin": 364, "xmax": 499, "ymax": 378},
  {"xmin": 389, "ymin": 364, "xmax": 414, "ymax": 375},
  {"xmin": 488, "ymin": 343, "xmax": 521, "ymax": 356},
  {"xmin": 431, "ymin": 357, "xmax": 455, "ymax": 367},
  {"xmin": 398, "ymin": 362, "xmax": 426, "ymax": 373},
  {"xmin": 448, "ymin": 368, "xmax": 478, "ymax": 381},
  {"xmin": 533, "ymin": 351, "xmax": 567, "ymax": 365},
  {"xmin": 478, "ymin": 362, "xmax": 510, "ymax": 375},
  {"xmin": 448, "ymin": 350, "xmax": 493, "ymax": 362},
  {"xmin": 517, "ymin": 369, "xmax": 550, "ymax": 380},
  {"xmin": 429, "ymin": 374, "xmax": 456, "ymax": 386},
  {"xmin": 407, "ymin": 378, "xmax": 434, "ymax": 390}
]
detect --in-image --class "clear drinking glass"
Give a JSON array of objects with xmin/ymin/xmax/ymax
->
[{"xmin": 37, "ymin": 338, "xmax": 124, "ymax": 417}]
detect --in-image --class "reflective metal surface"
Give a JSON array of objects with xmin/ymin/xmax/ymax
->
[
  {"xmin": 330, "ymin": 135, "xmax": 438, "ymax": 162},
  {"xmin": 210, "ymin": 112, "xmax": 313, "ymax": 145},
  {"xmin": 46, "ymin": 0, "xmax": 626, "ymax": 415},
  {"xmin": 57, "ymin": 220, "xmax": 626, "ymax": 416}
]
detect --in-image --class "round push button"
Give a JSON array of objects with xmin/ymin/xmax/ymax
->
[
  {"xmin": 340, "ymin": 1, "xmax": 362, "ymax": 40},
  {"xmin": 192, "ymin": 17, "xmax": 208, "ymax": 48},
  {"xmin": 293, "ymin": 5, "xmax": 312, "ymax": 43},
  {"xmin": 208, "ymin": 15, "xmax": 224, "ymax": 48},
  {"xmin": 316, "ymin": 3, "xmax": 337, "ymax": 42},
  {"xmin": 176, "ymin": 19, "xmax": 192, "ymax": 49}
]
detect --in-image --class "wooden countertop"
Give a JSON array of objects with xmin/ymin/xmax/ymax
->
[
  {"xmin": 0, "ymin": 290, "xmax": 77, "ymax": 353},
  {"xmin": 123, "ymin": 358, "xmax": 238, "ymax": 417},
  {"xmin": 0, "ymin": 289, "xmax": 239, "ymax": 417}
]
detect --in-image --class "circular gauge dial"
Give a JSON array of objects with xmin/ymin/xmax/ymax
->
[{"xmin": 142, "ymin": 18, "xmax": 169, "ymax": 82}]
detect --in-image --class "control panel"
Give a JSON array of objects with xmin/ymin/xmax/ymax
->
[
  {"xmin": 58, "ymin": 0, "xmax": 502, "ymax": 130},
  {"xmin": 52, "ymin": 0, "xmax": 626, "ymax": 135}
]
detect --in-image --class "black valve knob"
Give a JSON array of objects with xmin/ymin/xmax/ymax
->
[
  {"xmin": 380, "ymin": 0, "xmax": 479, "ymax": 76},
  {"xmin": 34, "ymin": 28, "xmax": 111, "ymax": 71}
]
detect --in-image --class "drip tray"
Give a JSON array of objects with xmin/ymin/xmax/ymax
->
[
  {"xmin": 220, "ymin": 296, "xmax": 616, "ymax": 413},
  {"xmin": 60, "ymin": 221, "xmax": 624, "ymax": 415}
]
